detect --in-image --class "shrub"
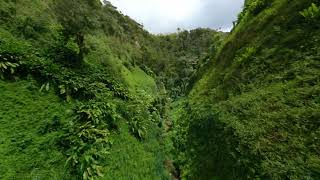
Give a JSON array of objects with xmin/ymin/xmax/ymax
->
[
  {"xmin": 118, "ymin": 98, "xmax": 155, "ymax": 140},
  {"xmin": 126, "ymin": 103, "xmax": 149, "ymax": 139},
  {"xmin": 75, "ymin": 100, "xmax": 120, "ymax": 127},
  {"xmin": 63, "ymin": 122, "xmax": 111, "ymax": 180},
  {"xmin": 60, "ymin": 100, "xmax": 119, "ymax": 179},
  {"xmin": 47, "ymin": 34, "xmax": 81, "ymax": 65}
]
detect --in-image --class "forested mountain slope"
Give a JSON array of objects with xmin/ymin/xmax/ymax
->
[
  {"xmin": 1, "ymin": 0, "xmax": 319, "ymax": 179},
  {"xmin": 171, "ymin": 0, "xmax": 320, "ymax": 179},
  {"xmin": 0, "ymin": 0, "xmax": 169, "ymax": 179},
  {"xmin": 157, "ymin": 29, "xmax": 225, "ymax": 98},
  {"xmin": 0, "ymin": 0, "xmax": 223, "ymax": 179}
]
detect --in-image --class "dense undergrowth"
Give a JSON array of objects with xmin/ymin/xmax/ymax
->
[
  {"xmin": 171, "ymin": 0, "xmax": 320, "ymax": 179},
  {"xmin": 1, "ymin": 0, "xmax": 319, "ymax": 179}
]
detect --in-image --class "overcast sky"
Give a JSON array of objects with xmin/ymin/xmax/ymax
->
[{"xmin": 105, "ymin": 0, "xmax": 245, "ymax": 34}]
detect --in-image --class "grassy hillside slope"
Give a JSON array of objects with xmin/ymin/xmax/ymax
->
[
  {"xmin": 172, "ymin": 0, "xmax": 320, "ymax": 179},
  {"xmin": 0, "ymin": 80, "xmax": 73, "ymax": 179}
]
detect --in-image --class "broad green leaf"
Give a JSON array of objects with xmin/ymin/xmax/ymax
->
[
  {"xmin": 45, "ymin": 83, "xmax": 50, "ymax": 91},
  {"xmin": 39, "ymin": 84, "xmax": 45, "ymax": 92}
]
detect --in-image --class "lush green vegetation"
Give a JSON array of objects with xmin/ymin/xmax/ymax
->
[
  {"xmin": 0, "ymin": 80, "xmax": 73, "ymax": 179},
  {"xmin": 0, "ymin": 0, "xmax": 170, "ymax": 179},
  {"xmin": 1, "ymin": 0, "xmax": 319, "ymax": 179},
  {"xmin": 157, "ymin": 29, "xmax": 225, "ymax": 98},
  {"xmin": 171, "ymin": 0, "xmax": 320, "ymax": 179}
]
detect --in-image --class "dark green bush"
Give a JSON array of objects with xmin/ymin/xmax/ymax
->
[{"xmin": 16, "ymin": 16, "xmax": 48, "ymax": 39}]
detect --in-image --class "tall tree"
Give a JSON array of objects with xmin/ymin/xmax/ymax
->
[{"xmin": 53, "ymin": 0, "xmax": 101, "ymax": 61}]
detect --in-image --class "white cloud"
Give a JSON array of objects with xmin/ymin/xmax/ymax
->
[{"xmin": 105, "ymin": 0, "xmax": 244, "ymax": 34}]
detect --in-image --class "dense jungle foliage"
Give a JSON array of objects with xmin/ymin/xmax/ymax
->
[{"xmin": 0, "ymin": 0, "xmax": 319, "ymax": 179}]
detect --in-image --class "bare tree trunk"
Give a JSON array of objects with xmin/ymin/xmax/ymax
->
[{"xmin": 76, "ymin": 33, "xmax": 85, "ymax": 62}]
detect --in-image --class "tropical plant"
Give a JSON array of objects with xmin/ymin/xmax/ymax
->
[
  {"xmin": 39, "ymin": 82, "xmax": 50, "ymax": 92},
  {"xmin": 75, "ymin": 100, "xmax": 120, "ymax": 126},
  {"xmin": 300, "ymin": 3, "xmax": 320, "ymax": 19},
  {"xmin": 61, "ymin": 100, "xmax": 119, "ymax": 179},
  {"xmin": 129, "ymin": 116, "xmax": 146, "ymax": 139},
  {"xmin": 63, "ymin": 122, "xmax": 111, "ymax": 180},
  {"xmin": 0, "ymin": 59, "xmax": 19, "ymax": 79}
]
